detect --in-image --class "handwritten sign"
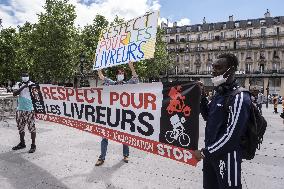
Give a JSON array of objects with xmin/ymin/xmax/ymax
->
[{"xmin": 93, "ymin": 11, "xmax": 159, "ymax": 70}]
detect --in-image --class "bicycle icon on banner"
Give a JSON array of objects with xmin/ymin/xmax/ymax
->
[{"xmin": 165, "ymin": 114, "xmax": 190, "ymax": 147}]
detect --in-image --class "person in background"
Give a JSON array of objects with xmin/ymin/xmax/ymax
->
[
  {"xmin": 12, "ymin": 72, "xmax": 37, "ymax": 153},
  {"xmin": 273, "ymin": 94, "xmax": 278, "ymax": 113},
  {"xmin": 95, "ymin": 61, "xmax": 139, "ymax": 166},
  {"xmin": 256, "ymin": 91, "xmax": 264, "ymax": 115},
  {"xmin": 280, "ymin": 98, "xmax": 284, "ymax": 121}
]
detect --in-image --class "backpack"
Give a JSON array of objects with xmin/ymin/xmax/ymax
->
[{"xmin": 224, "ymin": 87, "xmax": 267, "ymax": 160}]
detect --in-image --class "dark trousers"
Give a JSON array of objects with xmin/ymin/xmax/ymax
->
[{"xmin": 203, "ymin": 150, "xmax": 242, "ymax": 189}]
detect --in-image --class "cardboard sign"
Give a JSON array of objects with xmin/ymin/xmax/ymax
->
[
  {"xmin": 33, "ymin": 81, "xmax": 200, "ymax": 166},
  {"xmin": 93, "ymin": 11, "xmax": 159, "ymax": 70}
]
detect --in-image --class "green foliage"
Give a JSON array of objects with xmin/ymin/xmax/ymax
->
[
  {"xmin": 81, "ymin": 15, "xmax": 109, "ymax": 72},
  {"xmin": 135, "ymin": 27, "xmax": 170, "ymax": 80}
]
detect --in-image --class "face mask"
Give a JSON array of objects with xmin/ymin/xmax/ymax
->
[
  {"xmin": 22, "ymin": 76, "xmax": 29, "ymax": 82},
  {"xmin": 211, "ymin": 68, "xmax": 231, "ymax": 86},
  {"xmin": 116, "ymin": 74, "xmax": 124, "ymax": 82}
]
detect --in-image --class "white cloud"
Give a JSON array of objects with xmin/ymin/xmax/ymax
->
[
  {"xmin": 160, "ymin": 17, "xmax": 191, "ymax": 27},
  {"xmin": 0, "ymin": 0, "xmax": 161, "ymax": 28}
]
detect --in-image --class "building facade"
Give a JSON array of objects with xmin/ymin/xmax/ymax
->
[{"xmin": 161, "ymin": 10, "xmax": 284, "ymax": 96}]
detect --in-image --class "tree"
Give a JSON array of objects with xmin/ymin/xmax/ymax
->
[
  {"xmin": 30, "ymin": 0, "xmax": 79, "ymax": 83},
  {"xmin": 0, "ymin": 27, "xmax": 20, "ymax": 83},
  {"xmin": 135, "ymin": 27, "xmax": 170, "ymax": 81},
  {"xmin": 80, "ymin": 15, "xmax": 109, "ymax": 73}
]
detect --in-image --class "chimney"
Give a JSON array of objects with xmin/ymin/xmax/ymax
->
[
  {"xmin": 229, "ymin": 15, "xmax": 234, "ymax": 22},
  {"xmin": 203, "ymin": 17, "xmax": 206, "ymax": 24},
  {"xmin": 173, "ymin": 21, "xmax": 177, "ymax": 27},
  {"xmin": 264, "ymin": 9, "xmax": 271, "ymax": 18}
]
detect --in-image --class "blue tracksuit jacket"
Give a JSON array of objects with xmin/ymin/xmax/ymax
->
[{"xmin": 200, "ymin": 85, "xmax": 251, "ymax": 188}]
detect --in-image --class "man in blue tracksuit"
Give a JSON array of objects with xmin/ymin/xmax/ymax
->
[{"xmin": 194, "ymin": 53, "xmax": 251, "ymax": 189}]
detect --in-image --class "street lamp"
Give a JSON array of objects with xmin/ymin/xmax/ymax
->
[
  {"xmin": 266, "ymin": 82, "xmax": 269, "ymax": 109},
  {"xmin": 79, "ymin": 52, "xmax": 85, "ymax": 87}
]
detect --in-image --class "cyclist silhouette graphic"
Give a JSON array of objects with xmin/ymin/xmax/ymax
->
[
  {"xmin": 166, "ymin": 85, "xmax": 191, "ymax": 117},
  {"xmin": 165, "ymin": 114, "xmax": 190, "ymax": 146}
]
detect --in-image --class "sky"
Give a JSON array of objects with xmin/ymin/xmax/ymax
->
[{"xmin": 0, "ymin": 0, "xmax": 283, "ymax": 28}]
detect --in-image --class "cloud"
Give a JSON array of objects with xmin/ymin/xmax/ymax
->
[
  {"xmin": 0, "ymin": 0, "xmax": 161, "ymax": 28},
  {"xmin": 160, "ymin": 17, "xmax": 191, "ymax": 27}
]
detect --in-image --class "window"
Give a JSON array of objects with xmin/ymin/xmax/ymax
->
[
  {"xmin": 187, "ymin": 34, "xmax": 191, "ymax": 41},
  {"xmin": 235, "ymin": 22, "xmax": 240, "ymax": 28},
  {"xmin": 247, "ymin": 40, "xmax": 252, "ymax": 47},
  {"xmin": 260, "ymin": 40, "xmax": 265, "ymax": 48},
  {"xmin": 246, "ymin": 51, "xmax": 252, "ymax": 59},
  {"xmin": 260, "ymin": 20, "xmax": 266, "ymax": 26},
  {"xmin": 197, "ymin": 33, "xmax": 201, "ymax": 40},
  {"xmin": 176, "ymin": 35, "xmax": 180, "ymax": 42},
  {"xmin": 198, "ymin": 26, "xmax": 201, "ymax": 31},
  {"xmin": 167, "ymin": 29, "xmax": 171, "ymax": 33},
  {"xmin": 247, "ymin": 29, "xmax": 252, "ymax": 37},
  {"xmin": 245, "ymin": 64, "xmax": 252, "ymax": 72},
  {"xmin": 276, "ymin": 27, "xmax": 280, "ymax": 35},
  {"xmin": 235, "ymin": 30, "xmax": 240, "ymax": 38},
  {"xmin": 208, "ymin": 32, "xmax": 212, "ymax": 40},
  {"xmin": 206, "ymin": 63, "xmax": 212, "ymax": 73},
  {"xmin": 223, "ymin": 24, "xmax": 226, "ymax": 29},
  {"xmin": 186, "ymin": 27, "xmax": 191, "ymax": 31},
  {"xmin": 177, "ymin": 28, "xmax": 181, "ymax": 33},
  {"xmin": 221, "ymin": 31, "xmax": 226, "ymax": 39},
  {"xmin": 197, "ymin": 44, "xmax": 201, "ymax": 51},
  {"xmin": 166, "ymin": 36, "xmax": 169, "ymax": 43},
  {"xmin": 185, "ymin": 55, "xmax": 189, "ymax": 62},
  {"xmin": 261, "ymin": 28, "xmax": 266, "ymax": 36}
]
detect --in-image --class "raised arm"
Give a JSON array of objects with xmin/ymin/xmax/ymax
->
[
  {"xmin": 128, "ymin": 61, "xmax": 138, "ymax": 78},
  {"xmin": 13, "ymin": 83, "xmax": 28, "ymax": 97},
  {"xmin": 97, "ymin": 70, "xmax": 105, "ymax": 80}
]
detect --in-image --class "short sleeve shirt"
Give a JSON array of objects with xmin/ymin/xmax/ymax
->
[{"xmin": 14, "ymin": 81, "xmax": 35, "ymax": 111}]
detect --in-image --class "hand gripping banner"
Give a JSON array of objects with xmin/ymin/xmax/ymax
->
[{"xmin": 32, "ymin": 81, "xmax": 200, "ymax": 166}]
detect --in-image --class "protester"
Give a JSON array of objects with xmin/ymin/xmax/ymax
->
[
  {"xmin": 256, "ymin": 91, "xmax": 264, "ymax": 114},
  {"xmin": 12, "ymin": 72, "xmax": 37, "ymax": 153},
  {"xmin": 273, "ymin": 94, "xmax": 278, "ymax": 113},
  {"xmin": 280, "ymin": 99, "xmax": 284, "ymax": 121},
  {"xmin": 195, "ymin": 53, "xmax": 251, "ymax": 189},
  {"xmin": 95, "ymin": 61, "xmax": 139, "ymax": 166}
]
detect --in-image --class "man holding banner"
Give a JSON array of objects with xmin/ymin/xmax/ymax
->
[
  {"xmin": 95, "ymin": 61, "xmax": 139, "ymax": 166},
  {"xmin": 12, "ymin": 72, "xmax": 37, "ymax": 153},
  {"xmin": 195, "ymin": 54, "xmax": 251, "ymax": 189}
]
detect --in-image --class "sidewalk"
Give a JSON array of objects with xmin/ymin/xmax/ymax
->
[{"xmin": 0, "ymin": 105, "xmax": 283, "ymax": 189}]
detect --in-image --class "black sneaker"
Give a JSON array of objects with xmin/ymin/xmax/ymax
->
[
  {"xmin": 12, "ymin": 143, "xmax": 26, "ymax": 150},
  {"xmin": 95, "ymin": 159, "xmax": 104, "ymax": 166},
  {"xmin": 123, "ymin": 156, "xmax": 129, "ymax": 163},
  {"xmin": 28, "ymin": 144, "xmax": 36, "ymax": 153}
]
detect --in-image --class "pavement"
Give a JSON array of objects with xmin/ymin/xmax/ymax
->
[{"xmin": 0, "ymin": 104, "xmax": 283, "ymax": 189}]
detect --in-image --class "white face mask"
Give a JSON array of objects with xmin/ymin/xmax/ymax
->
[
  {"xmin": 211, "ymin": 68, "xmax": 231, "ymax": 86},
  {"xmin": 116, "ymin": 74, "xmax": 124, "ymax": 82},
  {"xmin": 22, "ymin": 76, "xmax": 29, "ymax": 82}
]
